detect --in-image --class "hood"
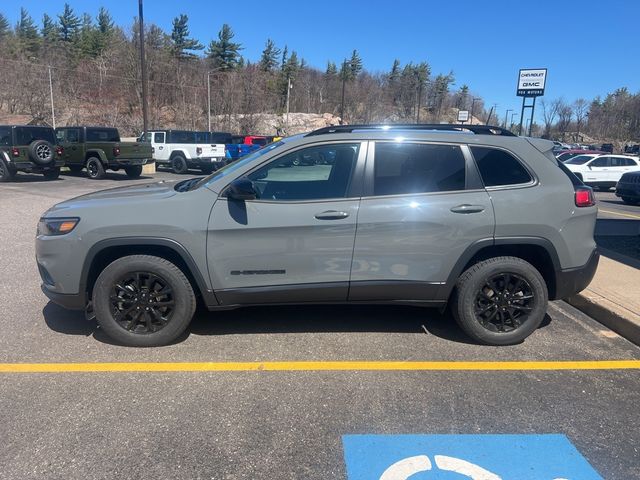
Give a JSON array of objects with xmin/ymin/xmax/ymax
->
[{"xmin": 45, "ymin": 180, "xmax": 179, "ymax": 215}]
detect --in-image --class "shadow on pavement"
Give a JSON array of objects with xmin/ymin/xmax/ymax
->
[
  {"xmin": 10, "ymin": 173, "xmax": 65, "ymax": 183},
  {"xmin": 61, "ymin": 170, "xmax": 154, "ymax": 181},
  {"xmin": 43, "ymin": 302, "xmax": 553, "ymax": 347}
]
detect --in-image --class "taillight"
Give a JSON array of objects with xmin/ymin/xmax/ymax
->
[
  {"xmin": 11, "ymin": 147, "xmax": 19, "ymax": 157},
  {"xmin": 113, "ymin": 146, "xmax": 120, "ymax": 156},
  {"xmin": 55, "ymin": 146, "xmax": 63, "ymax": 156},
  {"xmin": 575, "ymin": 187, "xmax": 596, "ymax": 207},
  {"xmin": 196, "ymin": 147, "xmax": 202, "ymax": 155}
]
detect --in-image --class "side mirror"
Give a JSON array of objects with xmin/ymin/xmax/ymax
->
[
  {"xmin": 227, "ymin": 177, "xmax": 257, "ymax": 200},
  {"xmin": 588, "ymin": 165, "xmax": 592, "ymax": 170}
]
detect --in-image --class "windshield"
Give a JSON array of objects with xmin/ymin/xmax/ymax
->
[
  {"xmin": 190, "ymin": 139, "xmax": 293, "ymax": 190},
  {"xmin": 565, "ymin": 155, "xmax": 595, "ymax": 165}
]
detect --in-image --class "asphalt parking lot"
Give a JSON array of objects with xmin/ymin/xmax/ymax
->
[{"xmin": 1, "ymin": 170, "xmax": 639, "ymax": 479}]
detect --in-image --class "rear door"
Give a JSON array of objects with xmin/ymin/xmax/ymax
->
[
  {"xmin": 350, "ymin": 141, "xmax": 495, "ymax": 301},
  {"xmin": 207, "ymin": 141, "xmax": 366, "ymax": 305}
]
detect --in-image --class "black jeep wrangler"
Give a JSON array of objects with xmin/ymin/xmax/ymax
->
[{"xmin": 0, "ymin": 125, "xmax": 64, "ymax": 181}]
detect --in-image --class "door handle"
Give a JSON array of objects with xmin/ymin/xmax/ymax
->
[
  {"xmin": 314, "ymin": 210, "xmax": 349, "ymax": 220},
  {"xmin": 450, "ymin": 204, "xmax": 485, "ymax": 214}
]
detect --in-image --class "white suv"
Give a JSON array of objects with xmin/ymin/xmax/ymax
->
[{"xmin": 565, "ymin": 154, "xmax": 640, "ymax": 190}]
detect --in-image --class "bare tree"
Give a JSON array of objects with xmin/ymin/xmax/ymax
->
[
  {"xmin": 573, "ymin": 98, "xmax": 588, "ymax": 141},
  {"xmin": 541, "ymin": 98, "xmax": 560, "ymax": 138},
  {"xmin": 556, "ymin": 100, "xmax": 573, "ymax": 140}
]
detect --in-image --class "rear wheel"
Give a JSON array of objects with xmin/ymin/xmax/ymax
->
[
  {"xmin": 43, "ymin": 167, "xmax": 60, "ymax": 180},
  {"xmin": 451, "ymin": 256, "xmax": 548, "ymax": 345},
  {"xmin": 171, "ymin": 155, "xmax": 188, "ymax": 174},
  {"xmin": 92, "ymin": 255, "xmax": 196, "ymax": 347},
  {"xmin": 86, "ymin": 157, "xmax": 106, "ymax": 179},
  {"xmin": 125, "ymin": 165, "xmax": 143, "ymax": 178},
  {"xmin": 0, "ymin": 157, "xmax": 16, "ymax": 182}
]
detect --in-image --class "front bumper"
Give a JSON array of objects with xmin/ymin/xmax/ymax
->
[
  {"xmin": 615, "ymin": 184, "xmax": 640, "ymax": 199},
  {"xmin": 553, "ymin": 249, "xmax": 600, "ymax": 300},
  {"xmin": 41, "ymin": 283, "xmax": 86, "ymax": 310}
]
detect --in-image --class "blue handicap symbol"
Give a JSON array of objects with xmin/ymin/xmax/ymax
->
[{"xmin": 342, "ymin": 434, "xmax": 603, "ymax": 479}]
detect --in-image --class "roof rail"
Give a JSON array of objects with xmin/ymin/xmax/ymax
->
[{"xmin": 306, "ymin": 124, "xmax": 517, "ymax": 137}]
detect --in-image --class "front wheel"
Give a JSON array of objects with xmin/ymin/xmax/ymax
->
[
  {"xmin": 0, "ymin": 157, "xmax": 16, "ymax": 182},
  {"xmin": 92, "ymin": 255, "xmax": 196, "ymax": 347},
  {"xmin": 125, "ymin": 165, "xmax": 143, "ymax": 178},
  {"xmin": 451, "ymin": 256, "xmax": 548, "ymax": 345},
  {"xmin": 43, "ymin": 167, "xmax": 60, "ymax": 180}
]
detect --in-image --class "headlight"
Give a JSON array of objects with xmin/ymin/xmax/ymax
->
[{"xmin": 37, "ymin": 217, "xmax": 80, "ymax": 236}]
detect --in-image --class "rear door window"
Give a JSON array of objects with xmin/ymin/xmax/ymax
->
[
  {"xmin": 373, "ymin": 142, "xmax": 466, "ymax": 195},
  {"xmin": 65, "ymin": 128, "xmax": 81, "ymax": 143},
  {"xmin": 590, "ymin": 157, "xmax": 610, "ymax": 167},
  {"xmin": 153, "ymin": 132, "xmax": 165, "ymax": 143},
  {"xmin": 470, "ymin": 146, "xmax": 532, "ymax": 187}
]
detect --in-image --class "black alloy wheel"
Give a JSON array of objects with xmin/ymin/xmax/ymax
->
[
  {"xmin": 474, "ymin": 273, "xmax": 535, "ymax": 333},
  {"xmin": 110, "ymin": 271, "xmax": 175, "ymax": 334}
]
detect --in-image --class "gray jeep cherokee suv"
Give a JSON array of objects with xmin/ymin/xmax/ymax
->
[{"xmin": 36, "ymin": 124, "xmax": 599, "ymax": 347}]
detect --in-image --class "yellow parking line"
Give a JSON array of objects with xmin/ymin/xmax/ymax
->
[
  {"xmin": 0, "ymin": 360, "xmax": 639, "ymax": 373},
  {"xmin": 599, "ymin": 209, "xmax": 640, "ymax": 220}
]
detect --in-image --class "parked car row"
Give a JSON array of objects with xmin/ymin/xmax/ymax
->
[
  {"xmin": 0, "ymin": 124, "xmax": 152, "ymax": 181},
  {"xmin": 561, "ymin": 153, "xmax": 640, "ymax": 200},
  {"xmin": 553, "ymin": 141, "xmax": 614, "ymax": 155},
  {"xmin": 0, "ymin": 124, "xmax": 278, "ymax": 182}
]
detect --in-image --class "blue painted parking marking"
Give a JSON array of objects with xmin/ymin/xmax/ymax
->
[{"xmin": 342, "ymin": 434, "xmax": 603, "ymax": 479}]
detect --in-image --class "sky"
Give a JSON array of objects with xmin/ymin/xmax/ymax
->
[{"xmin": 4, "ymin": 0, "xmax": 639, "ymax": 124}]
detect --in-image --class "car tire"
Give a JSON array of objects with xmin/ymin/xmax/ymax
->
[
  {"xmin": 171, "ymin": 155, "xmax": 188, "ymax": 174},
  {"xmin": 451, "ymin": 256, "xmax": 548, "ymax": 346},
  {"xmin": 125, "ymin": 165, "xmax": 143, "ymax": 178},
  {"xmin": 86, "ymin": 157, "xmax": 106, "ymax": 179},
  {"xmin": 621, "ymin": 196, "xmax": 639, "ymax": 205},
  {"xmin": 43, "ymin": 167, "xmax": 60, "ymax": 180},
  {"xmin": 0, "ymin": 157, "xmax": 16, "ymax": 182},
  {"xmin": 92, "ymin": 255, "xmax": 196, "ymax": 347},
  {"xmin": 28, "ymin": 140, "xmax": 55, "ymax": 166}
]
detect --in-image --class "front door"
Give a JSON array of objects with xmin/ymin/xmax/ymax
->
[
  {"xmin": 207, "ymin": 141, "xmax": 366, "ymax": 305},
  {"xmin": 350, "ymin": 141, "xmax": 495, "ymax": 302},
  {"xmin": 59, "ymin": 128, "xmax": 84, "ymax": 166},
  {"xmin": 584, "ymin": 156, "xmax": 611, "ymax": 184}
]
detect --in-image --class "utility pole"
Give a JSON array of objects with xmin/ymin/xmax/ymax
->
[
  {"xmin": 470, "ymin": 97, "xmax": 478, "ymax": 125},
  {"xmin": 503, "ymin": 109, "xmax": 512, "ymax": 128},
  {"xmin": 207, "ymin": 72, "xmax": 211, "ymax": 132},
  {"xmin": 340, "ymin": 59, "xmax": 347, "ymax": 124},
  {"xmin": 138, "ymin": 0, "xmax": 149, "ymax": 135},
  {"xmin": 510, "ymin": 112, "xmax": 518, "ymax": 130},
  {"xmin": 486, "ymin": 104, "xmax": 497, "ymax": 125},
  {"xmin": 48, "ymin": 66, "xmax": 55, "ymax": 128},
  {"xmin": 285, "ymin": 76, "xmax": 292, "ymax": 128}
]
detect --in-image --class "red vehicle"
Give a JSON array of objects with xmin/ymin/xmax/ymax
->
[
  {"xmin": 242, "ymin": 135, "xmax": 269, "ymax": 146},
  {"xmin": 556, "ymin": 149, "xmax": 604, "ymax": 162}
]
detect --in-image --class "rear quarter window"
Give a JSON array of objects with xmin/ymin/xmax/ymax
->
[
  {"xmin": 14, "ymin": 127, "xmax": 56, "ymax": 145},
  {"xmin": 0, "ymin": 127, "xmax": 11, "ymax": 146},
  {"xmin": 470, "ymin": 146, "xmax": 532, "ymax": 187},
  {"xmin": 86, "ymin": 128, "xmax": 119, "ymax": 142}
]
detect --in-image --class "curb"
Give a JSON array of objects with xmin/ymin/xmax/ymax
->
[{"xmin": 566, "ymin": 291, "xmax": 640, "ymax": 346}]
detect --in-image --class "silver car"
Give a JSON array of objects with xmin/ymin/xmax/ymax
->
[{"xmin": 36, "ymin": 124, "xmax": 599, "ymax": 347}]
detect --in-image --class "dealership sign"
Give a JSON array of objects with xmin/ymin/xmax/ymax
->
[
  {"xmin": 517, "ymin": 68, "xmax": 547, "ymax": 97},
  {"xmin": 457, "ymin": 110, "xmax": 470, "ymax": 122}
]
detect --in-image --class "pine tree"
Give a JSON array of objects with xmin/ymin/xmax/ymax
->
[
  {"xmin": 41, "ymin": 13, "xmax": 57, "ymax": 41},
  {"xmin": 16, "ymin": 7, "xmax": 40, "ymax": 54},
  {"xmin": 93, "ymin": 7, "xmax": 114, "ymax": 55},
  {"xmin": 389, "ymin": 59, "xmax": 400, "ymax": 82},
  {"xmin": 58, "ymin": 3, "xmax": 80, "ymax": 42},
  {"xmin": 325, "ymin": 61, "xmax": 337, "ymax": 76},
  {"xmin": 349, "ymin": 49, "xmax": 362, "ymax": 79},
  {"xmin": 280, "ymin": 45, "xmax": 288, "ymax": 70},
  {"xmin": 0, "ymin": 13, "xmax": 12, "ymax": 39},
  {"xmin": 77, "ymin": 13, "xmax": 97, "ymax": 56},
  {"xmin": 206, "ymin": 24, "xmax": 242, "ymax": 70},
  {"xmin": 282, "ymin": 50, "xmax": 299, "ymax": 79},
  {"xmin": 170, "ymin": 14, "xmax": 203, "ymax": 58},
  {"xmin": 259, "ymin": 38, "xmax": 280, "ymax": 72}
]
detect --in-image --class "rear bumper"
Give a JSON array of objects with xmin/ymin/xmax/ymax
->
[
  {"xmin": 189, "ymin": 157, "xmax": 226, "ymax": 168},
  {"xmin": 41, "ymin": 284, "xmax": 86, "ymax": 310},
  {"xmin": 553, "ymin": 249, "xmax": 600, "ymax": 300},
  {"xmin": 13, "ymin": 159, "xmax": 64, "ymax": 170},
  {"xmin": 108, "ymin": 158, "xmax": 149, "ymax": 167}
]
